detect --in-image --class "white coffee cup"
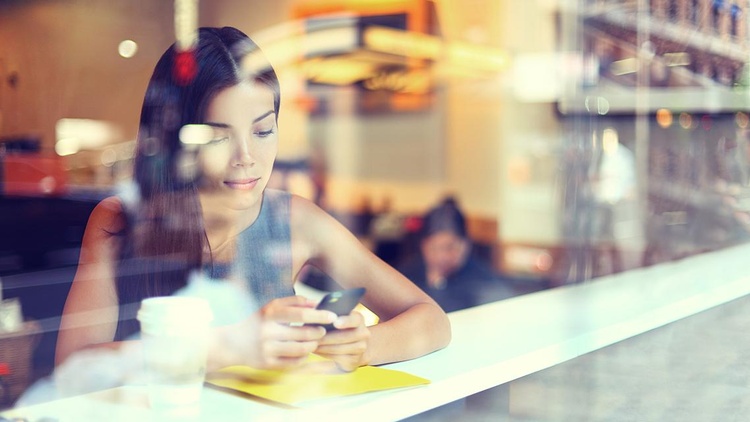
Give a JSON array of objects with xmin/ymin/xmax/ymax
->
[
  {"xmin": 137, "ymin": 296, "xmax": 213, "ymax": 414},
  {"xmin": 0, "ymin": 297, "xmax": 23, "ymax": 333}
]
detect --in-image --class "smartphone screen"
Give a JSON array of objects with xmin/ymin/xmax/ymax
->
[{"xmin": 313, "ymin": 287, "xmax": 366, "ymax": 330}]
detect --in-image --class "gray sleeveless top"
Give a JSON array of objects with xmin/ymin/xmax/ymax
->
[
  {"xmin": 204, "ymin": 189, "xmax": 295, "ymax": 309},
  {"xmin": 114, "ymin": 189, "xmax": 295, "ymax": 341}
]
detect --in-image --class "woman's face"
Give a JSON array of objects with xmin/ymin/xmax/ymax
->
[
  {"xmin": 421, "ymin": 231, "xmax": 469, "ymax": 277},
  {"xmin": 197, "ymin": 81, "xmax": 278, "ymax": 213}
]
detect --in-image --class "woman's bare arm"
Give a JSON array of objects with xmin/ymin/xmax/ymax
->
[
  {"xmin": 290, "ymin": 195, "xmax": 451, "ymax": 366},
  {"xmin": 55, "ymin": 197, "xmax": 124, "ymax": 366}
]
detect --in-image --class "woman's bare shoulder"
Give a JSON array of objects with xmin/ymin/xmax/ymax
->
[
  {"xmin": 289, "ymin": 194, "xmax": 328, "ymax": 226},
  {"xmin": 288, "ymin": 194, "xmax": 344, "ymax": 263},
  {"xmin": 288, "ymin": 194, "xmax": 353, "ymax": 242},
  {"xmin": 289, "ymin": 193, "xmax": 315, "ymax": 211},
  {"xmin": 88, "ymin": 196, "xmax": 127, "ymax": 235}
]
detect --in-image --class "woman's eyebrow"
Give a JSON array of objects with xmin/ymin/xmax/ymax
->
[
  {"xmin": 204, "ymin": 122, "xmax": 230, "ymax": 129},
  {"xmin": 203, "ymin": 110, "xmax": 274, "ymax": 128},
  {"xmin": 253, "ymin": 110, "xmax": 275, "ymax": 123}
]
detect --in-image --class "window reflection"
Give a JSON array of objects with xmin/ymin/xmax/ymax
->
[{"xmin": 2, "ymin": 0, "xmax": 750, "ymax": 406}]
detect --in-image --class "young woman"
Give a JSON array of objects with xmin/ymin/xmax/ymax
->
[{"xmin": 55, "ymin": 27, "xmax": 450, "ymax": 372}]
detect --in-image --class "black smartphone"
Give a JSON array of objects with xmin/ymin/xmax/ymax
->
[{"xmin": 313, "ymin": 287, "xmax": 366, "ymax": 331}]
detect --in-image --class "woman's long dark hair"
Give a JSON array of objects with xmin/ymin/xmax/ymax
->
[{"xmin": 115, "ymin": 27, "xmax": 280, "ymax": 339}]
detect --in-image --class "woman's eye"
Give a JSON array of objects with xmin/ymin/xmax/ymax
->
[
  {"xmin": 206, "ymin": 137, "xmax": 229, "ymax": 145},
  {"xmin": 256, "ymin": 129, "xmax": 275, "ymax": 138}
]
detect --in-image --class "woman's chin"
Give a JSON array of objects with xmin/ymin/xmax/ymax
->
[
  {"xmin": 200, "ymin": 188, "xmax": 260, "ymax": 211},
  {"xmin": 224, "ymin": 191, "xmax": 260, "ymax": 211}
]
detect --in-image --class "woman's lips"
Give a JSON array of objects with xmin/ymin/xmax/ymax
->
[{"xmin": 223, "ymin": 178, "xmax": 259, "ymax": 190}]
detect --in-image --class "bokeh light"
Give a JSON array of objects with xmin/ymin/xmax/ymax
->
[
  {"xmin": 736, "ymin": 112, "xmax": 749, "ymax": 129},
  {"xmin": 55, "ymin": 138, "xmax": 78, "ymax": 156},
  {"xmin": 179, "ymin": 124, "xmax": 213, "ymax": 145},
  {"xmin": 101, "ymin": 148, "xmax": 117, "ymax": 167},
  {"xmin": 596, "ymin": 97, "xmax": 610, "ymax": 115},
  {"xmin": 679, "ymin": 112, "xmax": 693, "ymax": 129},
  {"xmin": 656, "ymin": 108, "xmax": 673, "ymax": 128},
  {"xmin": 118, "ymin": 40, "xmax": 138, "ymax": 58}
]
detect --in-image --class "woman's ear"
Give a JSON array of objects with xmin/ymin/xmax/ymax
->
[{"xmin": 458, "ymin": 238, "xmax": 471, "ymax": 262}]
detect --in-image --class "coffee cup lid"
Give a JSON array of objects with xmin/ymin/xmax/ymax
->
[{"xmin": 137, "ymin": 296, "xmax": 213, "ymax": 328}]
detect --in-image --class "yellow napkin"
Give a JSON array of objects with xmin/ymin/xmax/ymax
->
[{"xmin": 206, "ymin": 355, "xmax": 430, "ymax": 405}]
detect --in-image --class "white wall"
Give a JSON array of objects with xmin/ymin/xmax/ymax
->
[
  {"xmin": 0, "ymin": 1, "xmax": 176, "ymax": 148},
  {"xmin": 307, "ymin": 86, "xmax": 448, "ymax": 213}
]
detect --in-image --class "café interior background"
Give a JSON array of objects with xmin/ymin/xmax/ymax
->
[{"xmin": 3, "ymin": 0, "xmax": 750, "ymax": 396}]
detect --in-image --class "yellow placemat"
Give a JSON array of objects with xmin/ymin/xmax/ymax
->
[{"xmin": 206, "ymin": 355, "xmax": 429, "ymax": 405}]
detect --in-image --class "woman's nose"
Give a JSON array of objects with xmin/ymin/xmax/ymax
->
[{"xmin": 232, "ymin": 138, "xmax": 255, "ymax": 167}]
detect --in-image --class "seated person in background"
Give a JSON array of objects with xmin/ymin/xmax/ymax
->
[
  {"xmin": 398, "ymin": 197, "xmax": 512, "ymax": 312},
  {"xmin": 55, "ymin": 26, "xmax": 450, "ymax": 374}
]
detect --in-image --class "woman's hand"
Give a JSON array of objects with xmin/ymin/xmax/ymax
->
[
  {"xmin": 227, "ymin": 296, "xmax": 338, "ymax": 370},
  {"xmin": 314, "ymin": 310, "xmax": 371, "ymax": 372}
]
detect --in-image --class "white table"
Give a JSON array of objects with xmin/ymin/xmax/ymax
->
[{"xmin": 5, "ymin": 242, "xmax": 750, "ymax": 421}]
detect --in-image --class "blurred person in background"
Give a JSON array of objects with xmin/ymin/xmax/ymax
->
[
  {"xmin": 397, "ymin": 197, "xmax": 512, "ymax": 312},
  {"xmin": 588, "ymin": 131, "xmax": 635, "ymax": 275},
  {"xmin": 55, "ymin": 27, "xmax": 450, "ymax": 375}
]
